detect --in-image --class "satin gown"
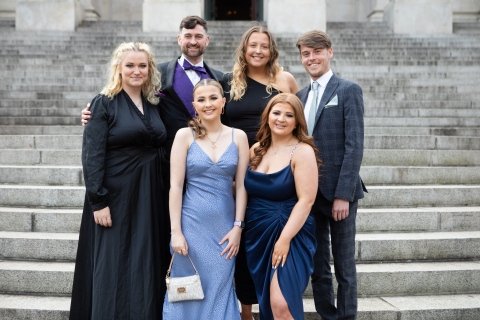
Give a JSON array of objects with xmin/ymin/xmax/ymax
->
[
  {"xmin": 244, "ymin": 149, "xmax": 316, "ymax": 320},
  {"xmin": 162, "ymin": 128, "xmax": 241, "ymax": 319},
  {"xmin": 70, "ymin": 91, "xmax": 168, "ymax": 319}
]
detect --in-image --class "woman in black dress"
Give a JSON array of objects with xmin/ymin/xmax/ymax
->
[
  {"xmin": 224, "ymin": 25, "xmax": 299, "ymax": 319},
  {"xmin": 70, "ymin": 42, "xmax": 168, "ymax": 319}
]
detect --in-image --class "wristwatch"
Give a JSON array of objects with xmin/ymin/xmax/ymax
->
[{"xmin": 233, "ymin": 221, "xmax": 245, "ymax": 229}]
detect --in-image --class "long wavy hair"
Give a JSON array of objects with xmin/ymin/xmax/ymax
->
[
  {"xmin": 229, "ymin": 25, "xmax": 283, "ymax": 101},
  {"xmin": 250, "ymin": 93, "xmax": 321, "ymax": 170},
  {"xmin": 101, "ymin": 42, "xmax": 161, "ymax": 105},
  {"xmin": 188, "ymin": 79, "xmax": 225, "ymax": 139}
]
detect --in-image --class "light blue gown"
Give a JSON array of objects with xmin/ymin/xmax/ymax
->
[{"xmin": 163, "ymin": 128, "xmax": 241, "ymax": 320}]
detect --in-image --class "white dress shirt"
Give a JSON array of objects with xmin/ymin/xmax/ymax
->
[
  {"xmin": 178, "ymin": 55, "xmax": 205, "ymax": 85},
  {"xmin": 304, "ymin": 69, "xmax": 333, "ymax": 122}
]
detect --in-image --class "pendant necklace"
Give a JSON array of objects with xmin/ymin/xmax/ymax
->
[{"xmin": 206, "ymin": 126, "xmax": 223, "ymax": 149}]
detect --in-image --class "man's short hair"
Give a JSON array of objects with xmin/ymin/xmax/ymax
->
[
  {"xmin": 179, "ymin": 15, "xmax": 208, "ymax": 33},
  {"xmin": 296, "ymin": 30, "xmax": 332, "ymax": 51}
]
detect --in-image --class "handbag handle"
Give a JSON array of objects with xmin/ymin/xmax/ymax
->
[{"xmin": 166, "ymin": 252, "xmax": 199, "ymax": 279}]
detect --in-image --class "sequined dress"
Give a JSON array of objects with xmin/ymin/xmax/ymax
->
[{"xmin": 162, "ymin": 128, "xmax": 241, "ymax": 319}]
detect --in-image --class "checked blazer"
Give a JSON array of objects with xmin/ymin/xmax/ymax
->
[{"xmin": 297, "ymin": 73, "xmax": 367, "ymax": 204}]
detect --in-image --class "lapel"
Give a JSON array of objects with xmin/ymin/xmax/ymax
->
[
  {"xmin": 298, "ymin": 86, "xmax": 309, "ymax": 107},
  {"xmin": 314, "ymin": 73, "xmax": 339, "ymax": 127},
  {"xmin": 203, "ymin": 62, "xmax": 221, "ymax": 82}
]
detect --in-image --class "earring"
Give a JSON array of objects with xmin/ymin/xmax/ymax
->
[{"xmin": 221, "ymin": 107, "xmax": 225, "ymax": 115}]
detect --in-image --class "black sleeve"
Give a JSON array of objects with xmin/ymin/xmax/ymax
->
[{"xmin": 82, "ymin": 94, "xmax": 110, "ymax": 211}]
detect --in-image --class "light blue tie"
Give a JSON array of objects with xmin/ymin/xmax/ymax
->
[{"xmin": 308, "ymin": 81, "xmax": 319, "ymax": 136}]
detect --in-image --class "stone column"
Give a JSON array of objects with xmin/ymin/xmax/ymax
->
[
  {"xmin": 143, "ymin": 0, "xmax": 202, "ymax": 33},
  {"xmin": 80, "ymin": 0, "xmax": 99, "ymax": 21},
  {"xmin": 16, "ymin": 0, "xmax": 85, "ymax": 31},
  {"xmin": 453, "ymin": 0, "xmax": 480, "ymax": 22},
  {"xmin": 0, "ymin": 0, "xmax": 16, "ymax": 20},
  {"xmin": 366, "ymin": 0, "xmax": 389, "ymax": 22},
  {"xmin": 267, "ymin": 0, "xmax": 326, "ymax": 34},
  {"xmin": 384, "ymin": 0, "xmax": 453, "ymax": 34}
]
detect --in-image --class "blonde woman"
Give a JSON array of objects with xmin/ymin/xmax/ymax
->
[{"xmin": 70, "ymin": 42, "xmax": 168, "ymax": 319}]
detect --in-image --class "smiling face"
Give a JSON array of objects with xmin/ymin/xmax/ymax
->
[
  {"xmin": 268, "ymin": 102, "xmax": 297, "ymax": 137},
  {"xmin": 245, "ymin": 32, "xmax": 271, "ymax": 69},
  {"xmin": 299, "ymin": 45, "xmax": 333, "ymax": 81},
  {"xmin": 178, "ymin": 24, "xmax": 210, "ymax": 64},
  {"xmin": 192, "ymin": 84, "xmax": 226, "ymax": 121},
  {"xmin": 119, "ymin": 50, "xmax": 149, "ymax": 90}
]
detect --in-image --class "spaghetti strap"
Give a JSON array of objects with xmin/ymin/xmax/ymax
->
[
  {"xmin": 289, "ymin": 142, "xmax": 301, "ymax": 162},
  {"xmin": 231, "ymin": 127, "xmax": 234, "ymax": 141}
]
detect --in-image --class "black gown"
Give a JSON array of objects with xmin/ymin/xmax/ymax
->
[
  {"xmin": 70, "ymin": 91, "xmax": 168, "ymax": 320},
  {"xmin": 224, "ymin": 76, "xmax": 280, "ymax": 305}
]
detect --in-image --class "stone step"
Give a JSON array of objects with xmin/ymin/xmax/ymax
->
[
  {"xmin": 365, "ymin": 117, "xmax": 480, "ymax": 127},
  {"xmin": 0, "ymin": 232, "xmax": 77, "ymax": 261},
  {"xmin": 0, "ymin": 260, "xmax": 74, "ymax": 295},
  {"xmin": 0, "ymin": 165, "xmax": 83, "ymax": 186},
  {"xmin": 0, "ymin": 135, "xmax": 82, "ymax": 149},
  {"xmin": 364, "ymin": 135, "xmax": 480, "ymax": 150},
  {"xmin": 0, "ymin": 149, "xmax": 81, "ymax": 165},
  {"xmin": 0, "ymin": 294, "xmax": 70, "ymax": 320},
  {"xmin": 362, "ymin": 149, "xmax": 480, "ymax": 166},
  {"xmin": 0, "ymin": 208, "xmax": 82, "ymax": 233},
  {"xmin": 0, "ymin": 116, "xmax": 79, "ymax": 126},
  {"xmin": 361, "ymin": 166, "xmax": 480, "ymax": 185},
  {"xmin": 365, "ymin": 127, "xmax": 480, "ymax": 136},
  {"xmin": 0, "ymin": 185, "xmax": 84, "ymax": 207},
  {"xmin": 0, "ymin": 108, "xmax": 83, "ymax": 117},
  {"xmin": 357, "ymin": 207, "xmax": 480, "ymax": 232},
  {"xmin": 1, "ymin": 230, "xmax": 478, "ymax": 263},
  {"xmin": 0, "ymin": 126, "xmax": 83, "ymax": 135},
  {"xmin": 364, "ymin": 107, "xmax": 480, "ymax": 118},
  {"xmin": 362, "ymin": 185, "xmax": 480, "ymax": 207}
]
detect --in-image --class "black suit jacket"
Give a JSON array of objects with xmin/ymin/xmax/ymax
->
[
  {"xmin": 297, "ymin": 73, "xmax": 367, "ymax": 203},
  {"xmin": 157, "ymin": 58, "xmax": 225, "ymax": 157}
]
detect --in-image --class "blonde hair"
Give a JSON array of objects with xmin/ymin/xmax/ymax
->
[
  {"xmin": 101, "ymin": 42, "xmax": 161, "ymax": 105},
  {"xmin": 188, "ymin": 79, "xmax": 225, "ymax": 139},
  {"xmin": 229, "ymin": 26, "xmax": 283, "ymax": 101}
]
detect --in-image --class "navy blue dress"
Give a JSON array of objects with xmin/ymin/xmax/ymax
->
[{"xmin": 244, "ymin": 150, "xmax": 316, "ymax": 320}]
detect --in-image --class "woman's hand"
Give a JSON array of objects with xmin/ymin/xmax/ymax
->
[
  {"xmin": 94, "ymin": 206, "xmax": 112, "ymax": 227},
  {"xmin": 171, "ymin": 231, "xmax": 189, "ymax": 256},
  {"xmin": 81, "ymin": 103, "xmax": 91, "ymax": 126},
  {"xmin": 272, "ymin": 238, "xmax": 291, "ymax": 269},
  {"xmin": 219, "ymin": 227, "xmax": 242, "ymax": 260}
]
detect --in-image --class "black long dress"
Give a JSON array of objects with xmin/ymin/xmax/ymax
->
[
  {"xmin": 224, "ymin": 76, "xmax": 280, "ymax": 305},
  {"xmin": 70, "ymin": 91, "xmax": 168, "ymax": 320}
]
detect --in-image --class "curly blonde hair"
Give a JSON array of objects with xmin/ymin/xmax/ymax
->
[
  {"xmin": 101, "ymin": 42, "xmax": 161, "ymax": 105},
  {"xmin": 250, "ymin": 93, "xmax": 321, "ymax": 170},
  {"xmin": 229, "ymin": 26, "xmax": 283, "ymax": 101}
]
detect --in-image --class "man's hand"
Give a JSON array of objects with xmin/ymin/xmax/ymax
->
[
  {"xmin": 81, "ymin": 103, "xmax": 91, "ymax": 126},
  {"xmin": 332, "ymin": 198, "xmax": 349, "ymax": 221}
]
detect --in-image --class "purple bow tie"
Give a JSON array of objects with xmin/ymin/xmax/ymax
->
[{"xmin": 183, "ymin": 60, "xmax": 207, "ymax": 75}]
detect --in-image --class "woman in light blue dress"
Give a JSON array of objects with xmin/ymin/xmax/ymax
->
[{"xmin": 163, "ymin": 79, "xmax": 250, "ymax": 319}]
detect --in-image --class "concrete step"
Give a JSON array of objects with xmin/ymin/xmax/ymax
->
[
  {"xmin": 364, "ymin": 135, "xmax": 480, "ymax": 150},
  {"xmin": 362, "ymin": 149, "xmax": 480, "ymax": 166},
  {"xmin": 0, "ymin": 126, "xmax": 83, "ymax": 135},
  {"xmin": 357, "ymin": 207, "xmax": 480, "ymax": 232},
  {"xmin": 0, "ymin": 294, "xmax": 70, "ymax": 320},
  {"xmin": 365, "ymin": 117, "xmax": 480, "ymax": 127},
  {"xmin": 0, "ymin": 108, "xmax": 83, "ymax": 117},
  {"xmin": 0, "ymin": 149, "xmax": 81, "ymax": 165},
  {"xmin": 0, "ymin": 185, "xmax": 84, "ymax": 207},
  {"xmin": 361, "ymin": 185, "xmax": 480, "ymax": 207},
  {"xmin": 0, "ymin": 116, "xmax": 81, "ymax": 126},
  {"xmin": 0, "ymin": 208, "xmax": 82, "ymax": 233},
  {"xmin": 361, "ymin": 166, "xmax": 480, "ymax": 185},
  {"xmin": 365, "ymin": 127, "xmax": 480, "ymax": 137},
  {"xmin": 0, "ymin": 135, "xmax": 82, "ymax": 149},
  {"xmin": 0, "ymin": 232, "xmax": 77, "ymax": 261},
  {"xmin": 0, "ymin": 165, "xmax": 83, "ymax": 186},
  {"xmin": 0, "ymin": 260, "xmax": 73, "ymax": 295},
  {"xmin": 364, "ymin": 107, "xmax": 480, "ymax": 118}
]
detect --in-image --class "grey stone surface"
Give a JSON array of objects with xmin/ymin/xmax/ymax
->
[
  {"xmin": 0, "ymin": 165, "xmax": 83, "ymax": 185},
  {"xmin": 0, "ymin": 185, "xmax": 85, "ymax": 207},
  {"xmin": 0, "ymin": 294, "xmax": 70, "ymax": 320}
]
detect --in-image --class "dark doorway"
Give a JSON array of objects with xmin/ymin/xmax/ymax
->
[{"xmin": 205, "ymin": 0, "xmax": 263, "ymax": 21}]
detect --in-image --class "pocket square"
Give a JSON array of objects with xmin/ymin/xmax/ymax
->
[{"xmin": 325, "ymin": 95, "xmax": 338, "ymax": 108}]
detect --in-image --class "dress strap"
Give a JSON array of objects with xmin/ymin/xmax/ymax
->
[
  {"xmin": 289, "ymin": 142, "xmax": 301, "ymax": 162},
  {"xmin": 190, "ymin": 127, "xmax": 195, "ymax": 139},
  {"xmin": 231, "ymin": 127, "xmax": 234, "ymax": 141}
]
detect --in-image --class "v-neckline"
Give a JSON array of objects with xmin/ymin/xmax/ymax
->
[{"xmin": 193, "ymin": 141, "xmax": 235, "ymax": 165}]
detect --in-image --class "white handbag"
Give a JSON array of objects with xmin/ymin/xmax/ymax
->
[{"xmin": 165, "ymin": 252, "xmax": 205, "ymax": 302}]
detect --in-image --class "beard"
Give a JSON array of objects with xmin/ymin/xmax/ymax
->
[{"xmin": 181, "ymin": 44, "xmax": 206, "ymax": 60}]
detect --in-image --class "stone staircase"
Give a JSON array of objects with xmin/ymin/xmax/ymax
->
[{"xmin": 1, "ymin": 20, "xmax": 480, "ymax": 319}]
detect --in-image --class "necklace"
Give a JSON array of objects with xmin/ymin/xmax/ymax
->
[{"xmin": 206, "ymin": 126, "xmax": 223, "ymax": 149}]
